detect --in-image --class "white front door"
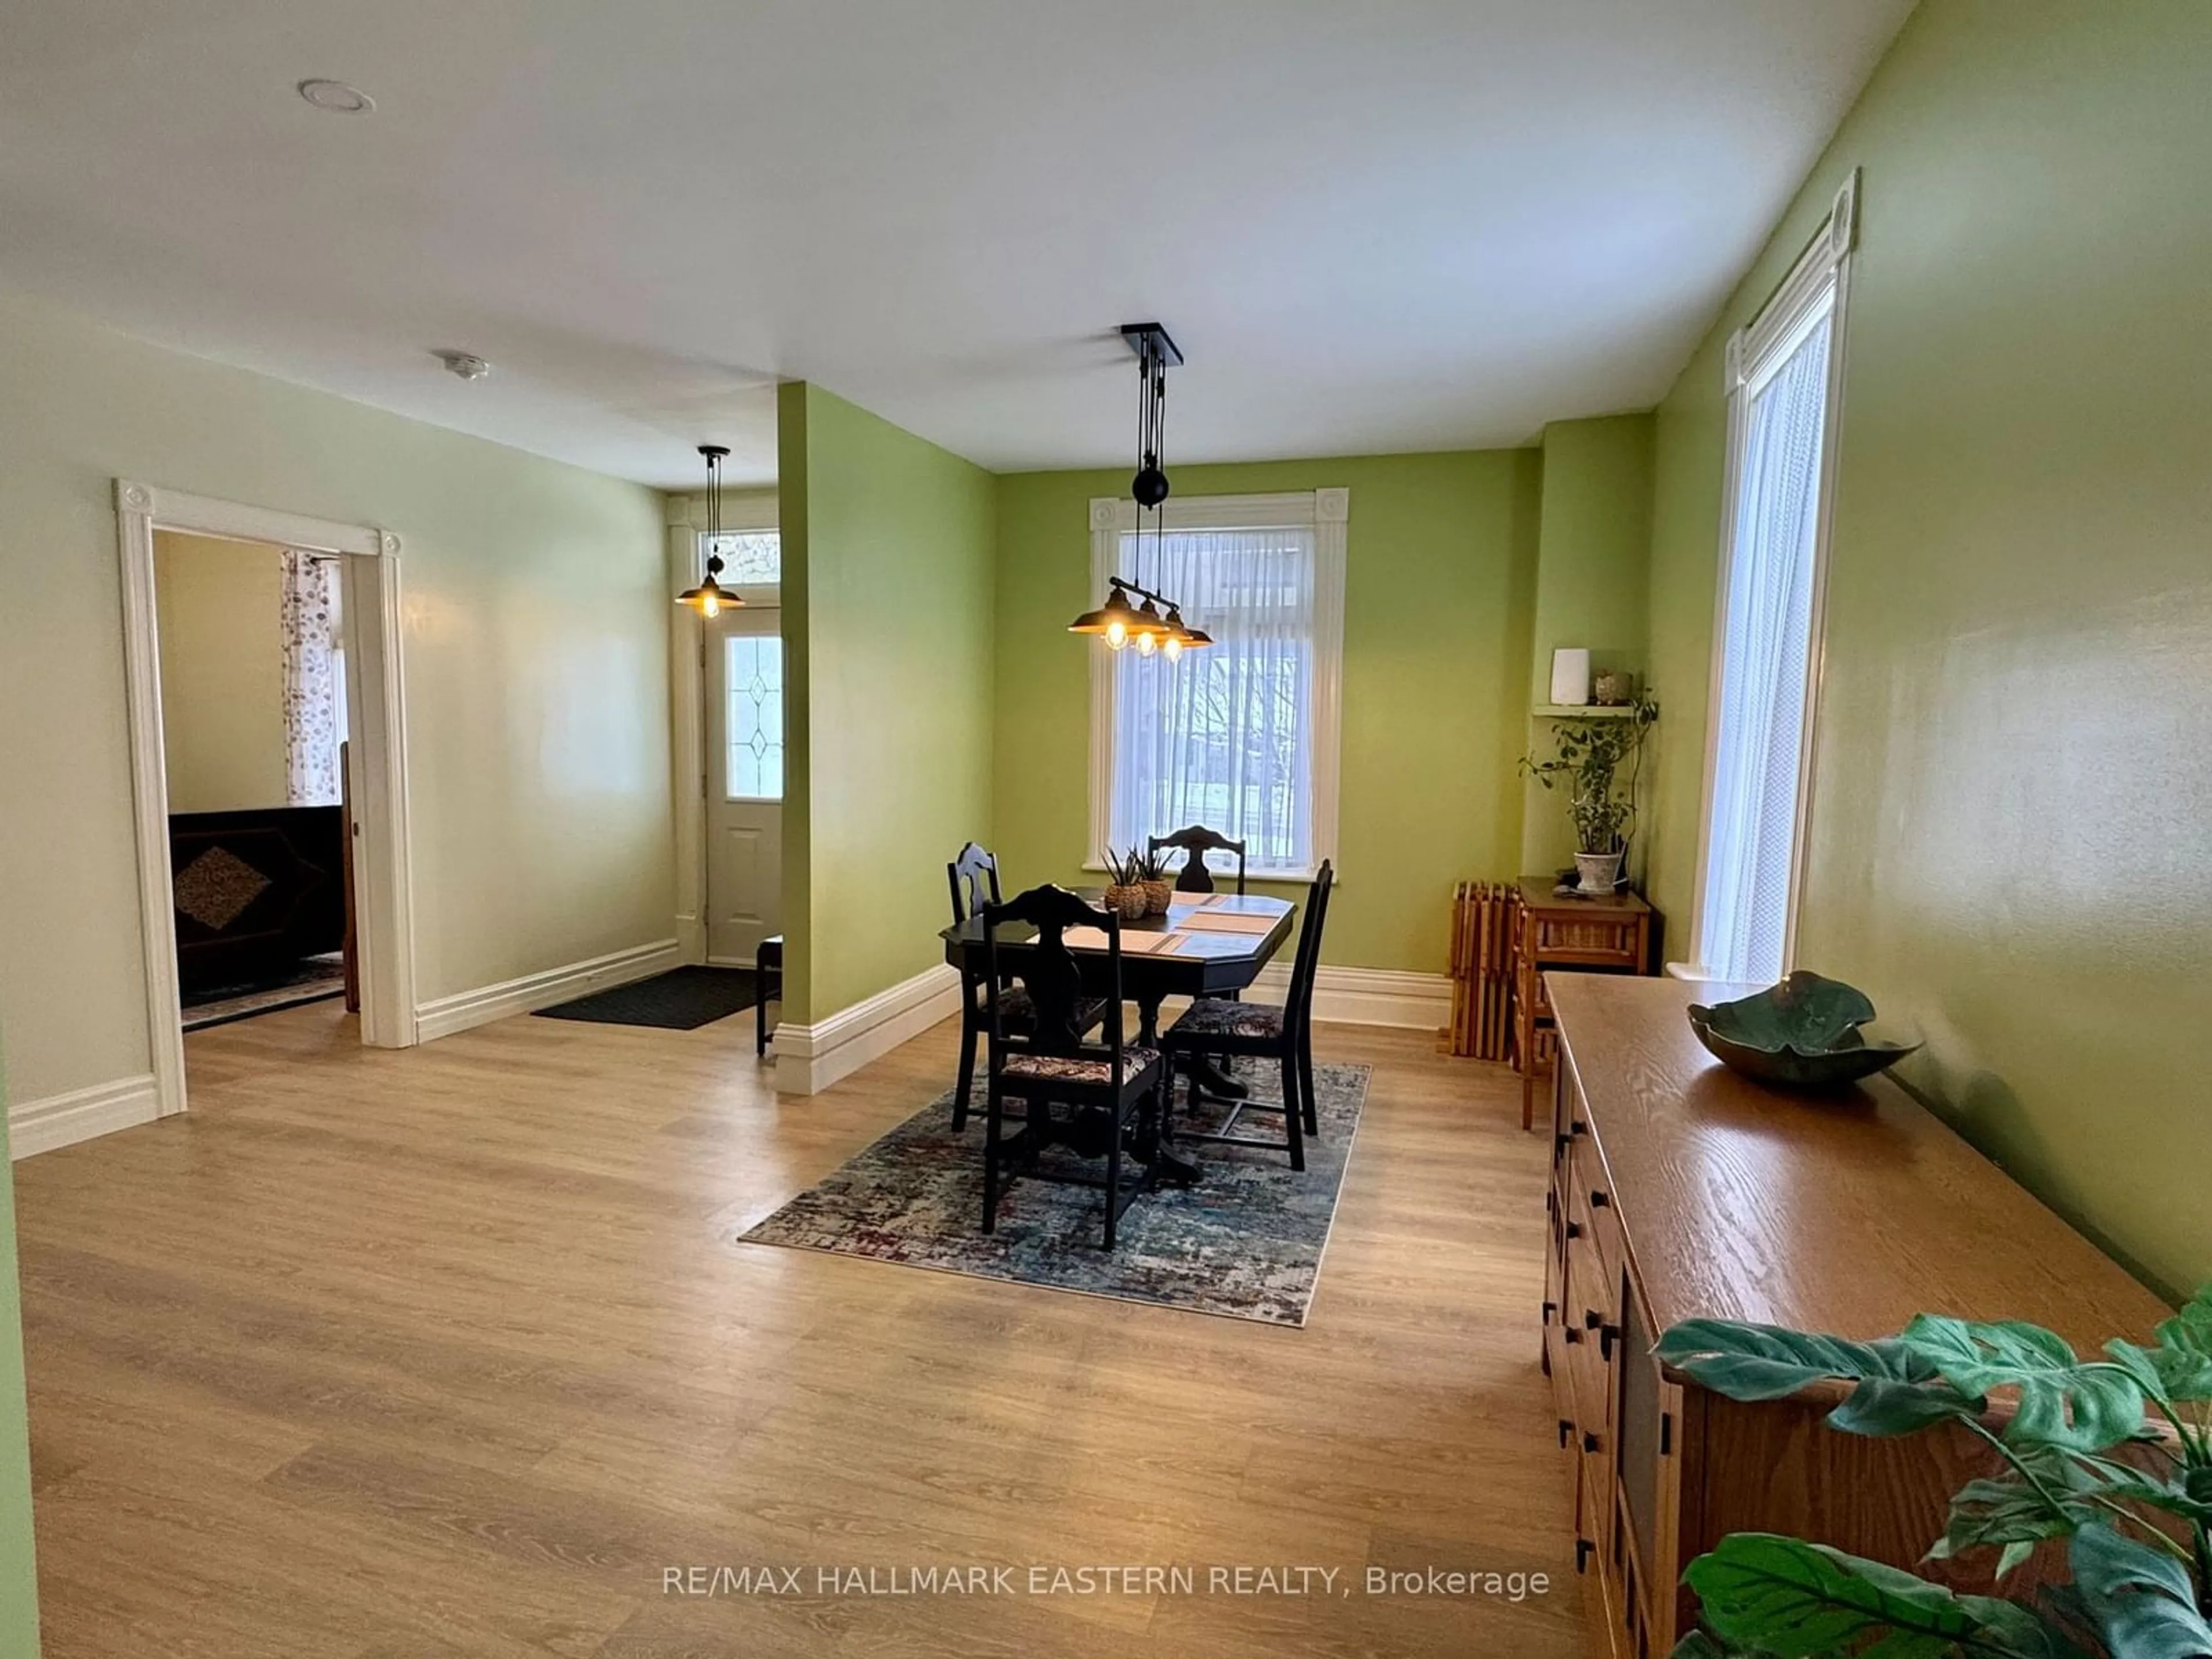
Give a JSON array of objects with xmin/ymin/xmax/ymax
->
[{"xmin": 704, "ymin": 603, "xmax": 783, "ymax": 964}]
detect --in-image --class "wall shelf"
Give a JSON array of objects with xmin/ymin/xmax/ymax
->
[{"xmin": 1531, "ymin": 704, "xmax": 1640, "ymax": 718}]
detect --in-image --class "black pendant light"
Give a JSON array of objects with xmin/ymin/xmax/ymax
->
[
  {"xmin": 677, "ymin": 444, "xmax": 745, "ymax": 619},
  {"xmin": 1068, "ymin": 324, "xmax": 1210, "ymax": 657}
]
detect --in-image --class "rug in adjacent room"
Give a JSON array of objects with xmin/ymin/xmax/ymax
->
[
  {"xmin": 180, "ymin": 954, "xmax": 347, "ymax": 1031},
  {"xmin": 533, "ymin": 965, "xmax": 761, "ymax": 1031},
  {"xmin": 737, "ymin": 1063, "xmax": 1369, "ymax": 1326}
]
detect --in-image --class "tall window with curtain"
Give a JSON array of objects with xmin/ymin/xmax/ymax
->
[
  {"xmin": 1692, "ymin": 173, "xmax": 1855, "ymax": 984},
  {"xmin": 279, "ymin": 549, "xmax": 345, "ymax": 806},
  {"xmin": 1089, "ymin": 491, "xmax": 1346, "ymax": 878}
]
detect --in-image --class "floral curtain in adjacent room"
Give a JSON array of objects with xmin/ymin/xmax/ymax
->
[{"xmin": 281, "ymin": 550, "xmax": 344, "ymax": 806}]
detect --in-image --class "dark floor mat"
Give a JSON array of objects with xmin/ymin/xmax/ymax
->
[{"xmin": 532, "ymin": 965, "xmax": 762, "ymax": 1031}]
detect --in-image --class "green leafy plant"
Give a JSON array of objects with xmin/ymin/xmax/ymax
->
[
  {"xmin": 1521, "ymin": 695, "xmax": 1659, "ymax": 855},
  {"xmin": 1102, "ymin": 846, "xmax": 1152, "ymax": 888},
  {"xmin": 1655, "ymin": 1285, "xmax": 2212, "ymax": 1656}
]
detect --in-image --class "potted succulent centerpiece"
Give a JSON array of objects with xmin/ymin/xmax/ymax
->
[
  {"xmin": 1136, "ymin": 847, "xmax": 1175, "ymax": 916},
  {"xmin": 1101, "ymin": 847, "xmax": 1152, "ymax": 922},
  {"xmin": 1521, "ymin": 695, "xmax": 1658, "ymax": 894}
]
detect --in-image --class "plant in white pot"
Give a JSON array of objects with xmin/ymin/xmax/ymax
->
[{"xmin": 1521, "ymin": 696, "xmax": 1657, "ymax": 893}]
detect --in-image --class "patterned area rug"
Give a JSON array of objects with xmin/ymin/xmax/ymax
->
[
  {"xmin": 180, "ymin": 955, "xmax": 346, "ymax": 1032},
  {"xmin": 738, "ymin": 1062, "xmax": 1370, "ymax": 1326}
]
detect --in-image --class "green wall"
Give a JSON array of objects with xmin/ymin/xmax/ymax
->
[
  {"xmin": 0, "ymin": 1062, "xmax": 40, "ymax": 1653},
  {"xmin": 992, "ymin": 452, "xmax": 1543, "ymax": 975},
  {"xmin": 777, "ymin": 383, "xmax": 998, "ymax": 1023},
  {"xmin": 1522, "ymin": 416, "xmax": 1656, "ymax": 876},
  {"xmin": 1643, "ymin": 0, "xmax": 2212, "ymax": 1297}
]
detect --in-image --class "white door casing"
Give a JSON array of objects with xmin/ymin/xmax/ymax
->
[{"xmin": 115, "ymin": 480, "xmax": 418, "ymax": 1121}]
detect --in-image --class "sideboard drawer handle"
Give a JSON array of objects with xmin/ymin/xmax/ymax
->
[{"xmin": 1590, "ymin": 1188, "xmax": 1611, "ymax": 1208}]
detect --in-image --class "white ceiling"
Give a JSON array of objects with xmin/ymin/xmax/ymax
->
[{"xmin": 0, "ymin": 0, "xmax": 1912, "ymax": 488}]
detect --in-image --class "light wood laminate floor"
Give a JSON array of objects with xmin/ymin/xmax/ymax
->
[{"xmin": 14, "ymin": 1000, "xmax": 1581, "ymax": 1657}]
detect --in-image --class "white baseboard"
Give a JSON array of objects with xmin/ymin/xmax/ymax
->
[
  {"xmin": 774, "ymin": 963, "xmax": 962, "ymax": 1096},
  {"xmin": 414, "ymin": 938, "xmax": 683, "ymax": 1043},
  {"xmin": 1248, "ymin": 963, "xmax": 1452, "ymax": 1029},
  {"xmin": 9, "ymin": 1073, "xmax": 161, "ymax": 1160}
]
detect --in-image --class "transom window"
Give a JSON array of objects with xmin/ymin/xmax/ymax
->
[
  {"xmin": 1088, "ymin": 491, "xmax": 1346, "ymax": 879},
  {"xmin": 706, "ymin": 530, "xmax": 781, "ymax": 585}
]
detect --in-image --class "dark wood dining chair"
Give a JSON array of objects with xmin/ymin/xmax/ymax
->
[
  {"xmin": 979, "ymin": 885, "xmax": 1166, "ymax": 1250},
  {"xmin": 1159, "ymin": 861, "xmax": 1333, "ymax": 1171},
  {"xmin": 1148, "ymin": 824, "xmax": 1247, "ymax": 896},
  {"xmin": 946, "ymin": 843, "xmax": 1103, "ymax": 1130}
]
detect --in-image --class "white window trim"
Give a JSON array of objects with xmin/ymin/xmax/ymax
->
[
  {"xmin": 1084, "ymin": 488, "xmax": 1347, "ymax": 881},
  {"xmin": 1680, "ymin": 169, "xmax": 1858, "ymax": 982}
]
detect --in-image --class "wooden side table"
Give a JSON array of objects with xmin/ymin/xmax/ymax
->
[{"xmin": 1512, "ymin": 877, "xmax": 1652, "ymax": 1129}]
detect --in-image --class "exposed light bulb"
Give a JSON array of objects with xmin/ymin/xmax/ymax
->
[
  {"xmin": 1104, "ymin": 619, "xmax": 1127, "ymax": 648},
  {"xmin": 700, "ymin": 592, "xmax": 720, "ymax": 619},
  {"xmin": 1163, "ymin": 634, "xmax": 1183, "ymax": 661},
  {"xmin": 1135, "ymin": 630, "xmax": 1156, "ymax": 657}
]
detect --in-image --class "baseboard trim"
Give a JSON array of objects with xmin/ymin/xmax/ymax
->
[
  {"xmin": 414, "ymin": 938, "xmax": 683, "ymax": 1043},
  {"xmin": 9, "ymin": 1073, "xmax": 162, "ymax": 1160},
  {"xmin": 1248, "ymin": 963, "xmax": 1452, "ymax": 1029},
  {"xmin": 774, "ymin": 963, "xmax": 963, "ymax": 1096}
]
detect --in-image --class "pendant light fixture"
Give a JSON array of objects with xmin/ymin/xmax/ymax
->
[
  {"xmin": 677, "ymin": 444, "xmax": 745, "ymax": 619},
  {"xmin": 1068, "ymin": 324, "xmax": 1211, "ymax": 656}
]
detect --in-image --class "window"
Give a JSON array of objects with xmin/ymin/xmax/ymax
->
[
  {"xmin": 1088, "ymin": 490, "xmax": 1346, "ymax": 878},
  {"xmin": 1691, "ymin": 172, "xmax": 1856, "ymax": 984},
  {"xmin": 724, "ymin": 634, "xmax": 785, "ymax": 801},
  {"xmin": 704, "ymin": 529, "xmax": 781, "ymax": 585}
]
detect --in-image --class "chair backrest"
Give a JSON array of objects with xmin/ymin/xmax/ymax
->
[
  {"xmin": 1148, "ymin": 824, "xmax": 1247, "ymax": 896},
  {"xmin": 1282, "ymin": 861, "xmax": 1335, "ymax": 1040},
  {"xmin": 980, "ymin": 884, "xmax": 1124, "ymax": 1065},
  {"xmin": 946, "ymin": 841, "xmax": 1002, "ymax": 926}
]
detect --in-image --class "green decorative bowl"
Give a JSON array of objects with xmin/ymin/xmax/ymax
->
[{"xmin": 1687, "ymin": 972, "xmax": 1921, "ymax": 1090}]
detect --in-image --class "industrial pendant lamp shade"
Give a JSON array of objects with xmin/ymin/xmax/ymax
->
[
  {"xmin": 1066, "ymin": 324, "xmax": 1211, "ymax": 653},
  {"xmin": 677, "ymin": 444, "xmax": 745, "ymax": 619}
]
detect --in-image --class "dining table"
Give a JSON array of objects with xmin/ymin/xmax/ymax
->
[{"xmin": 940, "ymin": 888, "xmax": 1297, "ymax": 1184}]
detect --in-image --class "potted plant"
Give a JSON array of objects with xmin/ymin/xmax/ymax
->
[
  {"xmin": 1101, "ymin": 847, "xmax": 1151, "ymax": 922},
  {"xmin": 1135, "ymin": 846, "xmax": 1175, "ymax": 915},
  {"xmin": 1521, "ymin": 695, "xmax": 1657, "ymax": 893},
  {"xmin": 1655, "ymin": 1283, "xmax": 2212, "ymax": 1657}
]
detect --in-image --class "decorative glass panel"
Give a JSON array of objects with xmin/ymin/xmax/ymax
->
[
  {"xmin": 724, "ymin": 635, "xmax": 785, "ymax": 801},
  {"xmin": 705, "ymin": 531, "xmax": 781, "ymax": 584}
]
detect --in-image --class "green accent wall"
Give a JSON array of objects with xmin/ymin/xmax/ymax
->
[
  {"xmin": 777, "ymin": 383, "xmax": 998, "ymax": 1024},
  {"xmin": 1522, "ymin": 415, "xmax": 1656, "ymax": 877},
  {"xmin": 0, "ymin": 1061, "xmax": 40, "ymax": 1654},
  {"xmin": 992, "ymin": 452, "xmax": 1542, "ymax": 975},
  {"xmin": 1643, "ymin": 0, "xmax": 2212, "ymax": 1296}
]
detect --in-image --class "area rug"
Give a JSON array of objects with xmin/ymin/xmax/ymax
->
[
  {"xmin": 533, "ymin": 965, "xmax": 759, "ymax": 1030},
  {"xmin": 181, "ymin": 955, "xmax": 347, "ymax": 1031},
  {"xmin": 737, "ymin": 1063, "xmax": 1370, "ymax": 1326}
]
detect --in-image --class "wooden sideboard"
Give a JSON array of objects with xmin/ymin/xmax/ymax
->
[
  {"xmin": 1514, "ymin": 878, "xmax": 1652, "ymax": 1130},
  {"xmin": 1541, "ymin": 974, "xmax": 2171, "ymax": 1659}
]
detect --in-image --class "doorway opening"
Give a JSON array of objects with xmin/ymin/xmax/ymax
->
[
  {"xmin": 116, "ymin": 482, "xmax": 416, "ymax": 1121},
  {"xmin": 668, "ymin": 494, "xmax": 782, "ymax": 1040},
  {"xmin": 154, "ymin": 529, "xmax": 353, "ymax": 1031}
]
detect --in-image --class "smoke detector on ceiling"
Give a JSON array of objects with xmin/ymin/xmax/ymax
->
[
  {"xmin": 433, "ymin": 350, "xmax": 491, "ymax": 382},
  {"xmin": 297, "ymin": 78, "xmax": 374, "ymax": 114}
]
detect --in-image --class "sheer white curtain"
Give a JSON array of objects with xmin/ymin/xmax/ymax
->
[
  {"xmin": 1108, "ymin": 525, "xmax": 1316, "ymax": 872},
  {"xmin": 281, "ymin": 550, "xmax": 345, "ymax": 807},
  {"xmin": 1696, "ymin": 310, "xmax": 1834, "ymax": 983}
]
